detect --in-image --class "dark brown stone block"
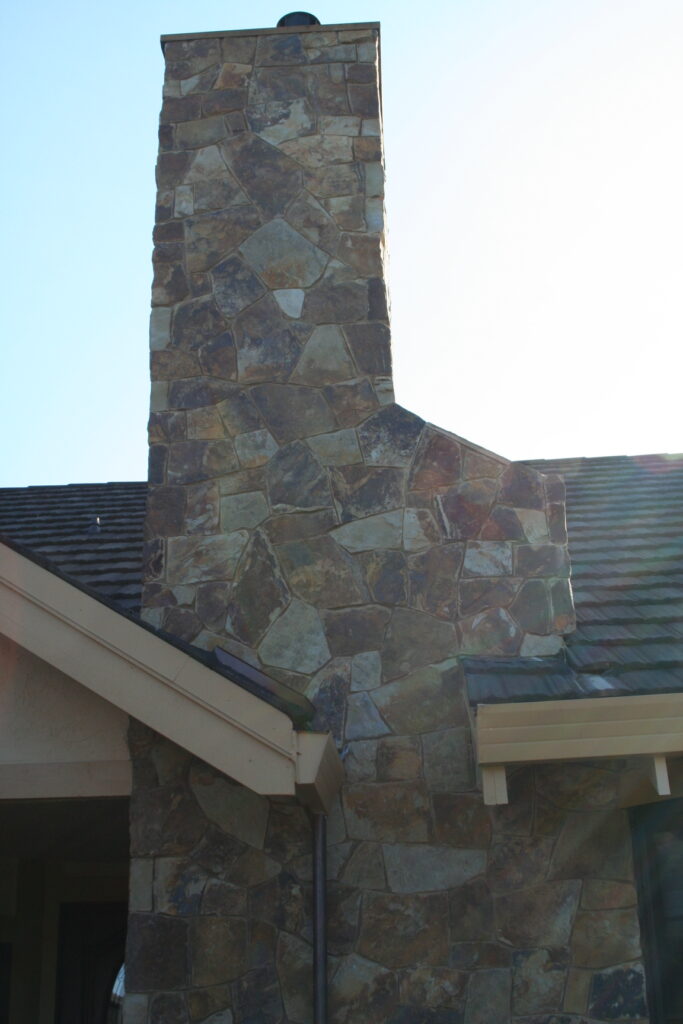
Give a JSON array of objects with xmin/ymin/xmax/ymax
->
[
  {"xmin": 488, "ymin": 836, "xmax": 554, "ymax": 894},
  {"xmin": 377, "ymin": 736, "xmax": 421, "ymax": 781},
  {"xmin": 353, "ymin": 136, "xmax": 382, "ymax": 160},
  {"xmin": 509, "ymin": 579, "xmax": 551, "ymax": 633},
  {"xmin": 322, "ymin": 605, "xmax": 391, "ymax": 656},
  {"xmin": 408, "ymin": 544, "xmax": 463, "ymax": 620},
  {"xmin": 303, "ymin": 278, "xmax": 368, "ymax": 323},
  {"xmin": 190, "ymin": 917, "xmax": 247, "ymax": 985},
  {"xmin": 185, "ymin": 207, "xmax": 261, "ymax": 274},
  {"xmin": 550, "ymin": 809, "xmax": 633, "ymax": 880},
  {"xmin": 324, "ymin": 377, "xmax": 379, "ymax": 427},
  {"xmin": 480, "ymin": 504, "xmax": 526, "ymax": 541},
  {"xmin": 358, "ymin": 404, "xmax": 424, "ymax": 468},
  {"xmin": 372, "ymin": 663, "xmax": 467, "ymax": 733},
  {"xmin": 249, "ymin": 871, "xmax": 308, "ymax": 934},
  {"xmin": 151, "ymin": 349, "xmax": 200, "ymax": 381},
  {"xmin": 409, "ymin": 428, "xmax": 462, "ymax": 491},
  {"xmin": 148, "ymin": 411, "xmax": 186, "ymax": 444},
  {"xmin": 172, "ymin": 296, "xmax": 230, "ymax": 350},
  {"xmin": 196, "ymin": 581, "xmax": 230, "ymax": 631},
  {"xmin": 348, "ymin": 83, "xmax": 380, "ymax": 116},
  {"xmin": 329, "ymin": 954, "xmax": 397, "ymax": 1024},
  {"xmin": 433, "ymin": 794, "xmax": 491, "ymax": 848},
  {"xmin": 514, "ymin": 544, "xmax": 570, "ymax": 578},
  {"xmin": 167, "ymin": 439, "xmax": 238, "ymax": 483},
  {"xmin": 264, "ymin": 803, "xmax": 310, "ymax": 864},
  {"xmin": 382, "ymin": 608, "xmax": 458, "ymax": 680},
  {"xmin": 278, "ymin": 534, "xmax": 368, "ymax": 608},
  {"xmin": 163, "ymin": 607, "xmax": 202, "ymax": 642},
  {"xmin": 495, "ymin": 881, "xmax": 581, "ymax": 946},
  {"xmin": 226, "ymin": 530, "xmax": 290, "ymax": 646},
  {"xmin": 168, "ymin": 377, "xmax": 238, "ymax": 410},
  {"xmin": 234, "ymin": 294, "xmax": 310, "ymax": 383},
  {"xmin": 232, "ymin": 965, "xmax": 284, "ymax": 1021},
  {"xmin": 149, "ymin": 992, "xmax": 188, "ymax": 1024},
  {"xmin": 126, "ymin": 913, "xmax": 189, "ymax": 991},
  {"xmin": 331, "ymin": 464, "xmax": 404, "ymax": 521},
  {"xmin": 198, "ymin": 333, "xmax": 237, "ymax": 379},
  {"xmin": 266, "ymin": 440, "xmax": 333, "ymax": 510},
  {"xmin": 211, "ymin": 255, "xmax": 266, "ymax": 317},
  {"xmin": 398, "ymin": 966, "xmax": 467, "ymax": 1011},
  {"xmin": 359, "ymin": 892, "xmax": 449, "ymax": 967},
  {"xmin": 152, "ymin": 261, "xmax": 189, "ymax": 305},
  {"xmin": 438, "ymin": 479, "xmax": 498, "ymax": 540},
  {"xmin": 251, "ymin": 382, "xmax": 337, "ymax": 442},
  {"xmin": 146, "ymin": 485, "xmax": 186, "ymax": 537},
  {"xmin": 156, "ymin": 151, "xmax": 191, "ymax": 187},
  {"xmin": 344, "ymin": 322, "xmax": 391, "ymax": 376},
  {"xmin": 572, "ymin": 908, "xmax": 641, "ymax": 968},
  {"xmin": 458, "ymin": 577, "xmax": 519, "ymax": 617},
  {"xmin": 223, "ymin": 132, "xmax": 302, "ymax": 216},
  {"xmin": 129, "ymin": 784, "xmax": 206, "ymax": 857},
  {"xmin": 498, "ymin": 462, "xmax": 545, "ymax": 509},
  {"xmin": 148, "ymin": 445, "xmax": 167, "ymax": 485},
  {"xmin": 202, "ymin": 87, "xmax": 247, "ymax": 116},
  {"xmin": 344, "ymin": 782, "xmax": 431, "ymax": 843},
  {"xmin": 360, "ymin": 549, "xmax": 409, "ymax": 605},
  {"xmin": 160, "ymin": 95, "xmax": 202, "ymax": 123},
  {"xmin": 328, "ymin": 884, "xmax": 362, "ymax": 955},
  {"xmin": 263, "ymin": 509, "xmax": 337, "ymax": 545}
]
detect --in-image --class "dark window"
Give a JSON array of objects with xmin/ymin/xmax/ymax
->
[{"xmin": 632, "ymin": 797, "xmax": 683, "ymax": 1024}]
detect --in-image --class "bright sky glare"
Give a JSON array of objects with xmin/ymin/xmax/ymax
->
[{"xmin": 1, "ymin": 0, "xmax": 681, "ymax": 486}]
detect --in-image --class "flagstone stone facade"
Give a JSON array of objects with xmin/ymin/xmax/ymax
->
[{"xmin": 128, "ymin": 20, "xmax": 649, "ymax": 1024}]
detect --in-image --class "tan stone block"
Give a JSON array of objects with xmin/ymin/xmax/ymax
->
[{"xmin": 564, "ymin": 967, "xmax": 591, "ymax": 1013}]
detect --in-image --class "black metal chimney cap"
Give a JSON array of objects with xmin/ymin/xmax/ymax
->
[{"xmin": 277, "ymin": 12, "xmax": 321, "ymax": 27}]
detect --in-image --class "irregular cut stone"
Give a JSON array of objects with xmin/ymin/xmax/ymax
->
[
  {"xmin": 381, "ymin": 609, "xmax": 458, "ymax": 680},
  {"xmin": 277, "ymin": 534, "xmax": 368, "ymax": 608},
  {"xmin": 222, "ymin": 132, "xmax": 302, "ymax": 216},
  {"xmin": 495, "ymin": 881, "xmax": 581, "ymax": 946},
  {"xmin": 166, "ymin": 532, "xmax": 247, "ymax": 583},
  {"xmin": 343, "ymin": 739, "xmax": 377, "ymax": 784},
  {"xmin": 185, "ymin": 144, "xmax": 231, "ymax": 182},
  {"xmin": 488, "ymin": 836, "xmax": 555, "ymax": 893},
  {"xmin": 520, "ymin": 634, "xmax": 562, "ymax": 655},
  {"xmin": 211, "ymin": 255, "xmax": 266, "ymax": 315},
  {"xmin": 377, "ymin": 736, "xmax": 421, "ymax": 781},
  {"xmin": 273, "ymin": 287, "xmax": 305, "ymax": 317},
  {"xmin": 161, "ymin": 607, "xmax": 202, "ymax": 642},
  {"xmin": 516, "ymin": 508, "xmax": 550, "ymax": 543},
  {"xmin": 344, "ymin": 782, "xmax": 431, "ymax": 842},
  {"xmin": 281, "ymin": 133, "xmax": 354, "ymax": 169},
  {"xmin": 360, "ymin": 548, "xmax": 408, "ymax": 604},
  {"xmin": 307, "ymin": 428, "xmax": 362, "ymax": 465},
  {"xmin": 329, "ymin": 955, "xmax": 397, "ymax": 1024},
  {"xmin": 515, "ymin": 543, "xmax": 570, "ymax": 578},
  {"xmin": 581, "ymin": 879, "xmax": 636, "ymax": 910},
  {"xmin": 332, "ymin": 510, "xmax": 402, "ymax": 552},
  {"xmin": 588, "ymin": 964, "xmax": 647, "ymax": 1021},
  {"xmin": 252, "ymin": 382, "xmax": 337, "ymax": 442},
  {"xmin": 458, "ymin": 577, "xmax": 519, "ymax": 617},
  {"xmin": 276, "ymin": 933, "xmax": 313, "ymax": 1023},
  {"xmin": 552, "ymin": 577, "xmax": 576, "ymax": 633},
  {"xmin": 240, "ymin": 219, "xmax": 328, "ymax": 289},
  {"xmin": 172, "ymin": 296, "xmax": 230, "ymax": 349},
  {"xmin": 433, "ymin": 793, "xmax": 492, "ymax": 847},
  {"xmin": 459, "ymin": 608, "xmax": 521, "ymax": 656},
  {"xmin": 322, "ymin": 605, "xmax": 391, "ymax": 657},
  {"xmin": 332, "ymin": 465, "xmax": 404, "ymax": 521},
  {"xmin": 498, "ymin": 462, "xmax": 545, "ymax": 509},
  {"xmin": 220, "ymin": 490, "xmax": 269, "ymax": 532},
  {"xmin": 149, "ymin": 992, "xmax": 188, "ymax": 1024},
  {"xmin": 190, "ymin": 917, "xmax": 247, "ymax": 986},
  {"xmin": 168, "ymin": 378, "xmax": 239, "ymax": 411},
  {"xmin": 194, "ymin": 173, "xmax": 247, "ymax": 212},
  {"xmin": 185, "ymin": 207, "xmax": 261, "ymax": 273},
  {"xmin": 337, "ymin": 232, "xmax": 383, "ymax": 276},
  {"xmin": 409, "ymin": 427, "xmax": 462, "ymax": 491},
  {"xmin": 232, "ymin": 965, "xmax": 283, "ymax": 1021},
  {"xmin": 509, "ymin": 579, "xmax": 551, "ymax": 633},
  {"xmin": 327, "ymin": 884, "xmax": 363, "ymax": 955},
  {"xmin": 176, "ymin": 115, "xmax": 227, "ymax": 150},
  {"xmin": 267, "ymin": 440, "xmax": 333, "ymax": 510},
  {"xmin": 291, "ymin": 325, "xmax": 357, "ymax": 385},
  {"xmin": 234, "ymin": 428, "xmax": 278, "ymax": 467},
  {"xmin": 324, "ymin": 377, "xmax": 379, "ymax": 427},
  {"xmin": 126, "ymin": 914, "xmax": 189, "ymax": 991},
  {"xmin": 248, "ymin": 97, "xmax": 314, "ymax": 145},
  {"xmin": 351, "ymin": 650, "xmax": 382, "ymax": 691},
  {"xmin": 571, "ymin": 908, "xmax": 641, "ymax": 968},
  {"xmin": 286, "ymin": 191, "xmax": 340, "ymax": 253},
  {"xmin": 307, "ymin": 659, "xmax": 351, "ymax": 745},
  {"xmin": 398, "ymin": 968, "xmax": 467, "ymax": 1013},
  {"xmin": 263, "ymin": 508, "xmax": 337, "ymax": 544},
  {"xmin": 186, "ymin": 405, "xmax": 225, "ymax": 440},
  {"xmin": 358, "ymin": 892, "xmax": 449, "ymax": 968},
  {"xmin": 480, "ymin": 504, "xmax": 527, "ymax": 541},
  {"xmin": 372, "ymin": 664, "xmax": 466, "ymax": 733},
  {"xmin": 146, "ymin": 485, "xmax": 186, "ymax": 537},
  {"xmin": 167, "ymin": 439, "xmax": 239, "ymax": 483},
  {"xmin": 383, "ymin": 845, "xmax": 485, "ymax": 894},
  {"xmin": 463, "ymin": 541, "xmax": 513, "ymax": 577},
  {"xmin": 449, "ymin": 879, "xmax": 494, "ymax": 942},
  {"xmin": 341, "ymin": 843, "xmax": 385, "ymax": 892},
  {"xmin": 346, "ymin": 691, "xmax": 391, "ymax": 740},
  {"xmin": 343, "ymin": 322, "xmax": 392, "ymax": 376},
  {"xmin": 403, "ymin": 508, "xmax": 441, "ymax": 552},
  {"xmin": 153, "ymin": 857, "xmax": 206, "ymax": 916},
  {"xmin": 408, "ymin": 544, "xmax": 463, "ymax": 619},
  {"xmin": 185, "ymin": 480, "xmax": 220, "ymax": 534},
  {"xmin": 357, "ymin": 404, "xmax": 425, "ymax": 467},
  {"xmin": 550, "ymin": 809, "xmax": 633, "ymax": 880},
  {"xmin": 234, "ymin": 294, "xmax": 309, "ymax": 382},
  {"xmin": 259, "ymin": 598, "xmax": 330, "ymax": 673},
  {"xmin": 228, "ymin": 848, "xmax": 280, "ymax": 887},
  {"xmin": 189, "ymin": 764, "xmax": 268, "ymax": 847},
  {"xmin": 303, "ymin": 276, "xmax": 368, "ymax": 324},
  {"xmin": 225, "ymin": 529, "xmax": 290, "ymax": 646},
  {"xmin": 438, "ymin": 479, "xmax": 498, "ymax": 540},
  {"xmin": 464, "ymin": 968, "xmax": 511, "ymax": 1024},
  {"xmin": 423, "ymin": 728, "xmax": 473, "ymax": 791}
]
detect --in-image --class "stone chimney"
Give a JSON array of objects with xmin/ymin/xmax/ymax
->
[
  {"xmin": 131, "ymin": 18, "xmax": 582, "ymax": 1022},
  {"xmin": 143, "ymin": 17, "xmax": 573, "ymax": 681}
]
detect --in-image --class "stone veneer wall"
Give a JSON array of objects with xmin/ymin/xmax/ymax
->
[{"xmin": 126, "ymin": 21, "xmax": 649, "ymax": 1024}]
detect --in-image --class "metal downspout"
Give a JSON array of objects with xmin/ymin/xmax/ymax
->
[{"xmin": 312, "ymin": 811, "xmax": 327, "ymax": 1024}]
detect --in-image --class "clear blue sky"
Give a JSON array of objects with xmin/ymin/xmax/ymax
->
[{"xmin": 1, "ymin": 0, "xmax": 681, "ymax": 486}]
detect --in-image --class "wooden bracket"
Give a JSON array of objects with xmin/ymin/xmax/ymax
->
[
  {"xmin": 651, "ymin": 755, "xmax": 671, "ymax": 796},
  {"xmin": 482, "ymin": 764, "xmax": 508, "ymax": 805}
]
